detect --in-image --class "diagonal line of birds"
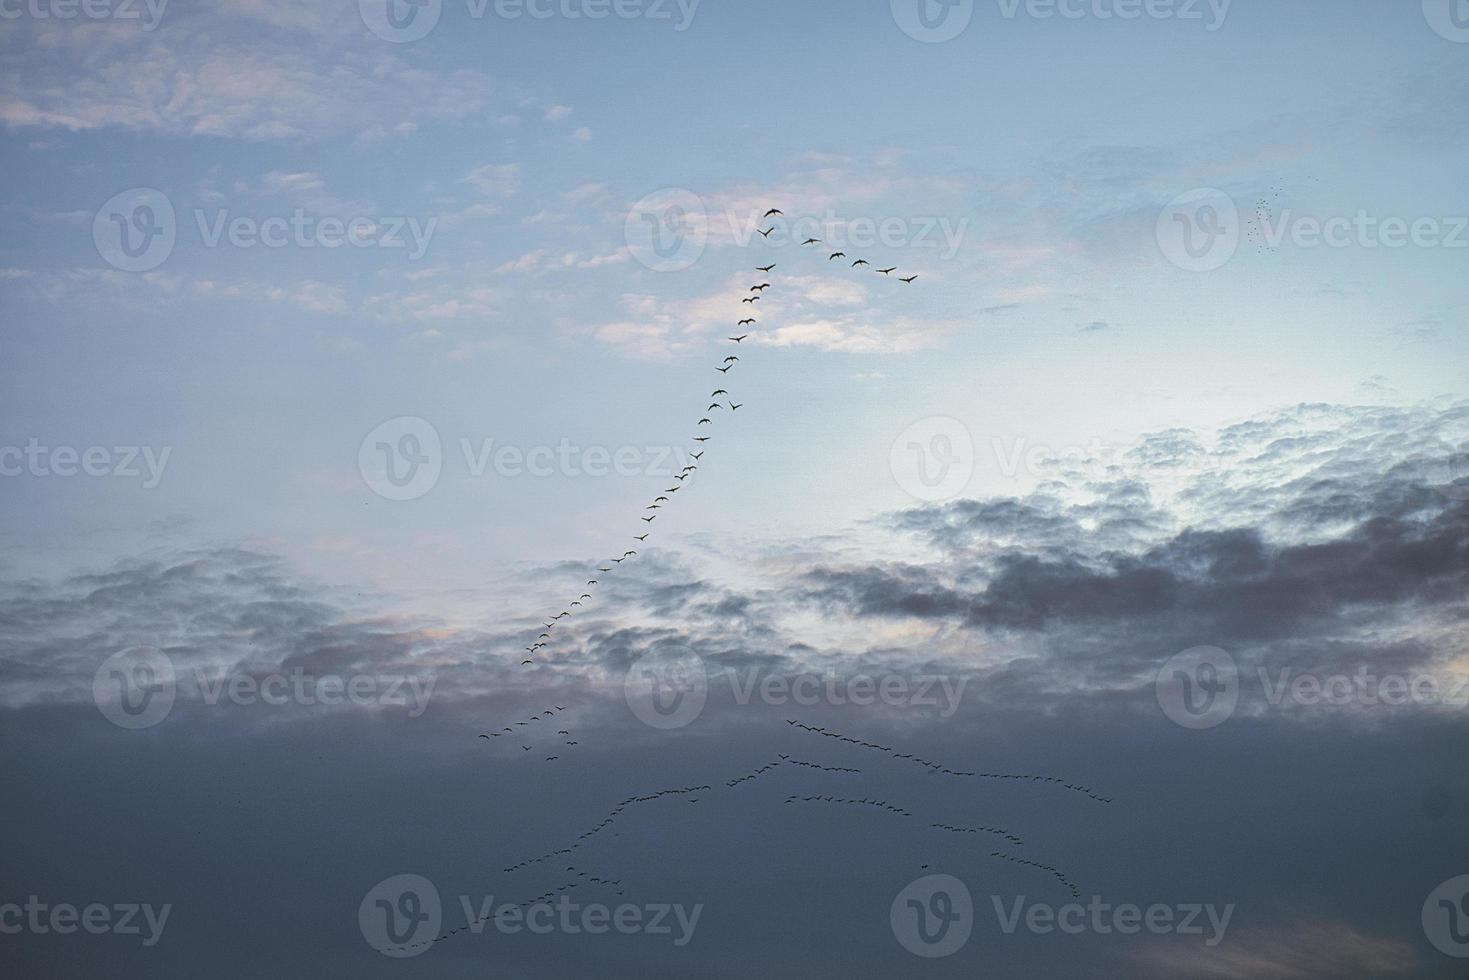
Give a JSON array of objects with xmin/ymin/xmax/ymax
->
[{"xmin": 512, "ymin": 206, "xmax": 922, "ymax": 678}]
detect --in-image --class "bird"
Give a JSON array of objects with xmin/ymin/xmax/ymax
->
[
  {"xmin": 738, "ymin": 319, "xmax": 756, "ymax": 326},
  {"xmin": 724, "ymin": 355, "xmax": 740, "ymax": 363},
  {"xmin": 900, "ymin": 275, "xmax": 918, "ymax": 283},
  {"xmin": 877, "ymin": 267, "xmax": 897, "ymax": 275},
  {"xmin": 758, "ymin": 227, "xmax": 774, "ymax": 238},
  {"xmin": 829, "ymin": 251, "xmax": 846, "ymax": 260},
  {"xmin": 698, "ymin": 418, "xmax": 712, "ymax": 425},
  {"xmin": 763, "ymin": 208, "xmax": 783, "ymax": 218},
  {"xmin": 599, "ymin": 567, "xmax": 612, "ymax": 572},
  {"xmin": 694, "ymin": 436, "xmax": 711, "ymax": 443},
  {"xmin": 523, "ymin": 746, "xmax": 532, "ymax": 751},
  {"xmin": 581, "ymin": 593, "xmax": 592, "ymax": 600},
  {"xmin": 707, "ymin": 403, "xmax": 723, "ymax": 411},
  {"xmin": 711, "ymin": 389, "xmax": 728, "ymax": 396},
  {"xmin": 802, "ymin": 238, "xmax": 821, "ymax": 246},
  {"xmin": 587, "ymin": 580, "xmax": 598, "ymax": 585},
  {"xmin": 752, "ymin": 283, "xmax": 771, "ymax": 291},
  {"xmin": 757, "ymin": 264, "xmax": 776, "ymax": 273},
  {"xmin": 852, "ymin": 259, "xmax": 869, "ymax": 267},
  {"xmin": 691, "ymin": 451, "xmax": 704, "ymax": 460},
  {"xmin": 729, "ymin": 335, "xmax": 748, "ymax": 343},
  {"xmin": 741, "ymin": 296, "xmax": 759, "ymax": 304},
  {"xmin": 717, "ymin": 365, "xmax": 734, "ymax": 374},
  {"xmin": 625, "ymin": 549, "xmax": 640, "ymax": 556},
  {"xmin": 730, "ymin": 403, "xmax": 743, "ymax": 411},
  {"xmin": 634, "ymin": 535, "xmax": 649, "ymax": 542},
  {"xmin": 570, "ymin": 601, "xmax": 581, "ymax": 607},
  {"xmin": 642, "ymin": 516, "xmax": 657, "ymax": 523}
]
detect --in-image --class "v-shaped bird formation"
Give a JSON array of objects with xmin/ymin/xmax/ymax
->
[{"xmin": 516, "ymin": 207, "xmax": 922, "ymax": 670}]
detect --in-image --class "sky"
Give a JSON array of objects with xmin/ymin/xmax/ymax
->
[{"xmin": 1, "ymin": 1, "xmax": 1468, "ymax": 977}]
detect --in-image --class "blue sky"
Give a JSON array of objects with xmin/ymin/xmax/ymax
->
[{"xmin": 2, "ymin": 3, "xmax": 1469, "ymax": 976}]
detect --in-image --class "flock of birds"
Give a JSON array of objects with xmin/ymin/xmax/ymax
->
[
  {"xmin": 415, "ymin": 210, "xmax": 1109, "ymax": 955},
  {"xmin": 514, "ymin": 207, "xmax": 921, "ymax": 674}
]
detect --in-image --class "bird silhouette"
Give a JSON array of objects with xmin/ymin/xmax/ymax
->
[
  {"xmin": 829, "ymin": 252, "xmax": 846, "ymax": 260},
  {"xmin": 729, "ymin": 335, "xmax": 748, "ymax": 343},
  {"xmin": 763, "ymin": 208, "xmax": 783, "ymax": 218},
  {"xmin": 756, "ymin": 264, "xmax": 776, "ymax": 273},
  {"xmin": 900, "ymin": 275, "xmax": 918, "ymax": 283},
  {"xmin": 877, "ymin": 267, "xmax": 897, "ymax": 275}
]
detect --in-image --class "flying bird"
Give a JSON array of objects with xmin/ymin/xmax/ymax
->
[
  {"xmin": 729, "ymin": 335, "xmax": 748, "ymax": 343},
  {"xmin": 756, "ymin": 264, "xmax": 776, "ymax": 273},
  {"xmin": 738, "ymin": 319, "xmax": 756, "ymax": 326},
  {"xmin": 691, "ymin": 451, "xmax": 704, "ymax": 460},
  {"xmin": 900, "ymin": 275, "xmax": 918, "ymax": 283},
  {"xmin": 634, "ymin": 535, "xmax": 649, "ymax": 542},
  {"xmin": 711, "ymin": 389, "xmax": 728, "ymax": 396},
  {"xmin": 852, "ymin": 259, "xmax": 869, "ymax": 267},
  {"xmin": 730, "ymin": 403, "xmax": 743, "ymax": 411},
  {"xmin": 707, "ymin": 403, "xmax": 723, "ymax": 411},
  {"xmin": 724, "ymin": 356, "xmax": 740, "ymax": 363},
  {"xmin": 763, "ymin": 208, "xmax": 783, "ymax": 218},
  {"xmin": 642, "ymin": 516, "xmax": 657, "ymax": 523},
  {"xmin": 758, "ymin": 227, "xmax": 774, "ymax": 238},
  {"xmin": 741, "ymin": 296, "xmax": 759, "ymax": 304},
  {"xmin": 829, "ymin": 252, "xmax": 846, "ymax": 260},
  {"xmin": 698, "ymin": 418, "xmax": 712, "ymax": 425},
  {"xmin": 877, "ymin": 267, "xmax": 897, "ymax": 275},
  {"xmin": 717, "ymin": 365, "xmax": 734, "ymax": 374}
]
